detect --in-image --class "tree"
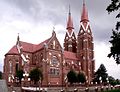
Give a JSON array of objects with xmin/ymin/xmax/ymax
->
[
  {"xmin": 106, "ymin": 0, "xmax": 120, "ymax": 64},
  {"xmin": 29, "ymin": 68, "xmax": 43, "ymax": 84},
  {"xmin": 93, "ymin": 64, "xmax": 108, "ymax": 84},
  {"xmin": 67, "ymin": 70, "xmax": 77, "ymax": 84},
  {"xmin": 116, "ymin": 79, "xmax": 120, "ymax": 84},
  {"xmin": 15, "ymin": 69, "xmax": 24, "ymax": 83},
  {"xmin": 0, "ymin": 71, "xmax": 2, "ymax": 79},
  {"xmin": 108, "ymin": 76, "xmax": 116, "ymax": 86},
  {"xmin": 77, "ymin": 72, "xmax": 86, "ymax": 83}
]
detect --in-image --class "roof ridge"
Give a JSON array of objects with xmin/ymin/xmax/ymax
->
[{"xmin": 6, "ymin": 37, "xmax": 51, "ymax": 54}]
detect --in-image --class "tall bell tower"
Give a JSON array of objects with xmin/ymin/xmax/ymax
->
[
  {"xmin": 77, "ymin": 0, "xmax": 95, "ymax": 83},
  {"xmin": 64, "ymin": 6, "xmax": 77, "ymax": 53}
]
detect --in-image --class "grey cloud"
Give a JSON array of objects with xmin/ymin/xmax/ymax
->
[{"xmin": 4, "ymin": 0, "xmax": 115, "ymax": 42}]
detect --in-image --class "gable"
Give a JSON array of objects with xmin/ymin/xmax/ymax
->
[
  {"xmin": 47, "ymin": 33, "xmax": 62, "ymax": 51},
  {"xmin": 6, "ymin": 38, "xmax": 51, "ymax": 55},
  {"xmin": 5, "ymin": 31, "xmax": 62, "ymax": 56},
  {"xmin": 6, "ymin": 41, "xmax": 34, "ymax": 55}
]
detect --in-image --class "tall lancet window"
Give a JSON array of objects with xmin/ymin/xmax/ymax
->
[
  {"xmin": 53, "ymin": 40, "xmax": 55, "ymax": 49},
  {"xmin": 9, "ymin": 61, "xmax": 12, "ymax": 73},
  {"xmin": 16, "ymin": 60, "xmax": 19, "ymax": 72}
]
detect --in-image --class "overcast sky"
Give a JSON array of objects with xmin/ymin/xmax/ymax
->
[{"xmin": 0, "ymin": 0, "xmax": 120, "ymax": 79}]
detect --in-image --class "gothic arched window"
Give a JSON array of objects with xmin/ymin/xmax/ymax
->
[
  {"xmin": 40, "ymin": 53, "xmax": 43, "ymax": 62},
  {"xmin": 49, "ymin": 56, "xmax": 60, "ymax": 76},
  {"xmin": 9, "ymin": 61, "xmax": 12, "ymax": 73},
  {"xmin": 15, "ymin": 60, "xmax": 19, "ymax": 72},
  {"xmin": 51, "ymin": 56, "xmax": 59, "ymax": 66}
]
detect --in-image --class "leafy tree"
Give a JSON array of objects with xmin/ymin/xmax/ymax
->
[
  {"xmin": 67, "ymin": 70, "xmax": 77, "ymax": 84},
  {"xmin": 116, "ymin": 79, "xmax": 120, "ymax": 84},
  {"xmin": 0, "ymin": 71, "xmax": 2, "ymax": 79},
  {"xmin": 29, "ymin": 68, "xmax": 43, "ymax": 84},
  {"xmin": 77, "ymin": 72, "xmax": 86, "ymax": 83},
  {"xmin": 93, "ymin": 64, "xmax": 108, "ymax": 84},
  {"xmin": 106, "ymin": 0, "xmax": 120, "ymax": 64},
  {"xmin": 108, "ymin": 76, "xmax": 116, "ymax": 86},
  {"xmin": 15, "ymin": 69, "xmax": 24, "ymax": 83}
]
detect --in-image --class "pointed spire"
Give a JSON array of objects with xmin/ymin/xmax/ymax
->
[
  {"xmin": 66, "ymin": 5, "xmax": 74, "ymax": 35},
  {"xmin": 81, "ymin": 0, "xmax": 88, "ymax": 21},
  {"xmin": 69, "ymin": 5, "xmax": 71, "ymax": 15},
  {"xmin": 67, "ymin": 5, "xmax": 74, "ymax": 30},
  {"xmin": 16, "ymin": 33, "xmax": 22, "ymax": 54},
  {"xmin": 52, "ymin": 26, "xmax": 56, "ymax": 36},
  {"xmin": 16, "ymin": 33, "xmax": 20, "ymax": 45}
]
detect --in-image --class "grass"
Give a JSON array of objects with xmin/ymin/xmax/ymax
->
[{"xmin": 102, "ymin": 89, "xmax": 120, "ymax": 92}]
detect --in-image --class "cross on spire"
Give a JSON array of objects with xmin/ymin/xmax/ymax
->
[
  {"xmin": 83, "ymin": 0, "xmax": 85, "ymax": 5},
  {"xmin": 69, "ymin": 5, "xmax": 71, "ymax": 15},
  {"xmin": 53, "ymin": 26, "xmax": 55, "ymax": 31},
  {"xmin": 66, "ymin": 5, "xmax": 74, "ymax": 31},
  {"xmin": 17, "ymin": 33, "xmax": 20, "ymax": 41}
]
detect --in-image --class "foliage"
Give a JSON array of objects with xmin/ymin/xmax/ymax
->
[
  {"xmin": 15, "ymin": 69, "xmax": 24, "ymax": 83},
  {"xmin": 93, "ymin": 64, "xmax": 108, "ymax": 84},
  {"xmin": 108, "ymin": 30, "xmax": 120, "ymax": 64},
  {"xmin": 77, "ymin": 72, "xmax": 86, "ymax": 83},
  {"xmin": 107, "ymin": 76, "xmax": 120, "ymax": 86},
  {"xmin": 106, "ymin": 0, "xmax": 120, "ymax": 64},
  {"xmin": 29, "ymin": 68, "xmax": 43, "ymax": 84},
  {"xmin": 0, "ymin": 71, "xmax": 2, "ymax": 79},
  {"xmin": 102, "ymin": 89, "xmax": 120, "ymax": 92},
  {"xmin": 106, "ymin": 0, "xmax": 120, "ymax": 31},
  {"xmin": 108, "ymin": 76, "xmax": 117, "ymax": 86},
  {"xmin": 115, "ymin": 79, "xmax": 120, "ymax": 84},
  {"xmin": 67, "ymin": 70, "xmax": 77, "ymax": 84}
]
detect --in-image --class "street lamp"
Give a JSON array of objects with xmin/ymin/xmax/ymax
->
[
  {"xmin": 106, "ymin": 77, "xmax": 109, "ymax": 91},
  {"xmin": 39, "ymin": 78, "xmax": 42, "ymax": 92},
  {"xmin": 106, "ymin": 77, "xmax": 109, "ymax": 84},
  {"xmin": 21, "ymin": 78, "xmax": 24, "ymax": 91},
  {"xmin": 86, "ymin": 76, "xmax": 89, "ymax": 87},
  {"xmin": 99, "ymin": 76, "xmax": 102, "ymax": 84},
  {"xmin": 64, "ymin": 75, "xmax": 68, "ymax": 92},
  {"xmin": 95, "ymin": 81, "xmax": 98, "ymax": 92},
  {"xmin": 48, "ymin": 82, "xmax": 50, "ymax": 87},
  {"xmin": 28, "ymin": 78, "xmax": 30, "ymax": 86},
  {"xmin": 99, "ymin": 77, "xmax": 104, "ymax": 91},
  {"xmin": 10, "ymin": 74, "xmax": 15, "ymax": 92},
  {"xmin": 85, "ymin": 76, "xmax": 89, "ymax": 92}
]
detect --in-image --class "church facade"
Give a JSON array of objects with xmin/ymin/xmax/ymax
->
[{"xmin": 3, "ymin": 2, "xmax": 95, "ymax": 86}]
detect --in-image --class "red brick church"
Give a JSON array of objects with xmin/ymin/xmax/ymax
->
[{"xmin": 3, "ymin": 1, "xmax": 95, "ymax": 86}]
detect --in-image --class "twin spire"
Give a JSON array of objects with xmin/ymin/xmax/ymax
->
[
  {"xmin": 66, "ymin": 0, "xmax": 89, "ymax": 35},
  {"xmin": 81, "ymin": 0, "xmax": 88, "ymax": 21},
  {"xmin": 66, "ymin": 5, "xmax": 74, "ymax": 35}
]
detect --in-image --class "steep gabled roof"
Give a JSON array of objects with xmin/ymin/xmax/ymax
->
[
  {"xmin": 6, "ymin": 38, "xmax": 51, "ymax": 55},
  {"xmin": 7, "ymin": 46, "xmax": 18, "ymax": 55},
  {"xmin": 7, "ymin": 41, "xmax": 34, "ymax": 55},
  {"xmin": 33, "ymin": 38, "xmax": 51, "ymax": 52},
  {"xmin": 64, "ymin": 51, "xmax": 78, "ymax": 60}
]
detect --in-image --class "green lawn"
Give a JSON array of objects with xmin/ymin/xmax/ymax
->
[{"xmin": 102, "ymin": 89, "xmax": 120, "ymax": 92}]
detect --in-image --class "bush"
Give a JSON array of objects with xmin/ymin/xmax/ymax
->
[
  {"xmin": 0, "ymin": 71, "xmax": 2, "ymax": 79},
  {"xmin": 77, "ymin": 72, "xmax": 86, "ymax": 83},
  {"xmin": 102, "ymin": 89, "xmax": 120, "ymax": 92},
  {"xmin": 29, "ymin": 68, "xmax": 43, "ymax": 84},
  {"xmin": 67, "ymin": 70, "xmax": 77, "ymax": 84}
]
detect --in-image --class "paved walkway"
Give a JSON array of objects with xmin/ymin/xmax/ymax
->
[
  {"xmin": 8, "ymin": 85, "xmax": 120, "ymax": 92},
  {"xmin": 0, "ymin": 80, "xmax": 8, "ymax": 92},
  {"xmin": 8, "ymin": 86, "xmax": 108, "ymax": 92}
]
